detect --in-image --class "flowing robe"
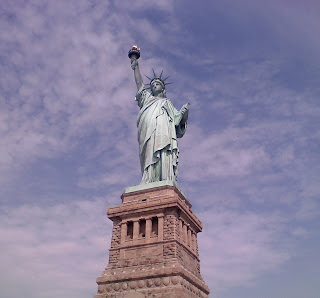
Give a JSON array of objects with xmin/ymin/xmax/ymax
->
[{"xmin": 135, "ymin": 86, "xmax": 187, "ymax": 183}]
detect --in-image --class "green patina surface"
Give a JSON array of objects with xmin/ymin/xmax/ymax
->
[{"xmin": 130, "ymin": 47, "xmax": 189, "ymax": 184}]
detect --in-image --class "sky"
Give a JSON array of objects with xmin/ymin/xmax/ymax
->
[{"xmin": 0, "ymin": 0, "xmax": 320, "ymax": 297}]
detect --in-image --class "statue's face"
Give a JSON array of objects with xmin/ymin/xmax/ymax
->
[{"xmin": 151, "ymin": 80, "xmax": 164, "ymax": 96}]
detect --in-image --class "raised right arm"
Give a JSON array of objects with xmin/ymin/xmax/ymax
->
[{"xmin": 131, "ymin": 59, "xmax": 144, "ymax": 90}]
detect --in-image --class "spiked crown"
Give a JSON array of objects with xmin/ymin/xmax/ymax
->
[{"xmin": 145, "ymin": 69, "xmax": 172, "ymax": 90}]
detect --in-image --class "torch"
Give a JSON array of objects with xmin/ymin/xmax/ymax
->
[{"xmin": 128, "ymin": 45, "xmax": 140, "ymax": 63}]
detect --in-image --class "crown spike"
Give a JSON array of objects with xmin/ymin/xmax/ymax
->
[{"xmin": 146, "ymin": 70, "xmax": 173, "ymax": 88}]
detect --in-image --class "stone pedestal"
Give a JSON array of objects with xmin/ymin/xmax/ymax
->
[{"xmin": 95, "ymin": 182, "xmax": 210, "ymax": 298}]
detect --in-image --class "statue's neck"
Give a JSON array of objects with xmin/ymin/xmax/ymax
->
[{"xmin": 152, "ymin": 92, "xmax": 165, "ymax": 98}]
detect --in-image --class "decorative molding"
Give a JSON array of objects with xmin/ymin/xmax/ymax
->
[{"xmin": 97, "ymin": 275, "xmax": 208, "ymax": 297}]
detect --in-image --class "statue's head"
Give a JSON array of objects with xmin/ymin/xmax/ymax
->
[
  {"xmin": 146, "ymin": 70, "xmax": 171, "ymax": 98},
  {"xmin": 150, "ymin": 78, "xmax": 166, "ymax": 97}
]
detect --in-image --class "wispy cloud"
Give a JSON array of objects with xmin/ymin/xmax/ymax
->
[
  {"xmin": 198, "ymin": 208, "xmax": 291, "ymax": 292},
  {"xmin": 0, "ymin": 198, "xmax": 110, "ymax": 298}
]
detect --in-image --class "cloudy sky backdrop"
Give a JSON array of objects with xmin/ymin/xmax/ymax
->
[{"xmin": 1, "ymin": 1, "xmax": 320, "ymax": 297}]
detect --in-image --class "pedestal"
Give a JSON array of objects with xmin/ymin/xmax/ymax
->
[{"xmin": 95, "ymin": 182, "xmax": 210, "ymax": 297}]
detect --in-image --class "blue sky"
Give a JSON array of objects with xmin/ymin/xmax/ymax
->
[{"xmin": 1, "ymin": 1, "xmax": 319, "ymax": 297}]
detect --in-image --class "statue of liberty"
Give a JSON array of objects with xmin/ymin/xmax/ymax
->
[{"xmin": 129, "ymin": 46, "xmax": 189, "ymax": 184}]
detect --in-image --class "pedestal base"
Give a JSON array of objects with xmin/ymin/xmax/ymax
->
[
  {"xmin": 95, "ymin": 264, "xmax": 208, "ymax": 297},
  {"xmin": 95, "ymin": 183, "xmax": 210, "ymax": 298}
]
